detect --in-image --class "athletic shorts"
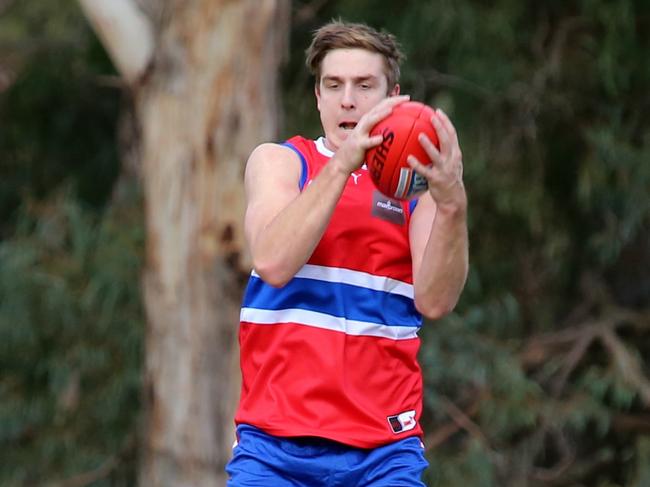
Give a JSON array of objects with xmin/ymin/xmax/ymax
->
[{"xmin": 226, "ymin": 424, "xmax": 429, "ymax": 486}]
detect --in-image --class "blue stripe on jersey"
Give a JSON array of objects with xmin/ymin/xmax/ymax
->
[
  {"xmin": 289, "ymin": 265, "xmax": 414, "ymax": 299},
  {"xmin": 281, "ymin": 142, "xmax": 308, "ymax": 190},
  {"xmin": 243, "ymin": 275, "xmax": 422, "ymax": 329}
]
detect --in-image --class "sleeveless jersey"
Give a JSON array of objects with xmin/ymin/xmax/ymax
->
[{"xmin": 235, "ymin": 136, "xmax": 424, "ymax": 449}]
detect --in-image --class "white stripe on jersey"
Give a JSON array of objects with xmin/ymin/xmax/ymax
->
[
  {"xmin": 251, "ymin": 264, "xmax": 414, "ymax": 299},
  {"xmin": 240, "ymin": 307, "xmax": 419, "ymax": 340}
]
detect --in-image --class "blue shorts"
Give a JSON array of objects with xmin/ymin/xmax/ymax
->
[{"xmin": 226, "ymin": 424, "xmax": 429, "ymax": 486}]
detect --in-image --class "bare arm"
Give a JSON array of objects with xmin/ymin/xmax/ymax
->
[
  {"xmin": 409, "ymin": 194, "xmax": 468, "ymax": 318},
  {"xmin": 244, "ymin": 143, "xmax": 348, "ymax": 287},
  {"xmin": 408, "ymin": 109, "xmax": 469, "ymax": 318},
  {"xmin": 245, "ymin": 95, "xmax": 411, "ymax": 287}
]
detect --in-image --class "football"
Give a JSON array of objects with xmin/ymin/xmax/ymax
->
[{"xmin": 364, "ymin": 101, "xmax": 439, "ymax": 200}]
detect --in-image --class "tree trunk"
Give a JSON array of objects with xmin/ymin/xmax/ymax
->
[{"xmin": 136, "ymin": 1, "xmax": 289, "ymax": 485}]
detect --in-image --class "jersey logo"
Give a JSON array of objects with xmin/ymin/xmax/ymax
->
[
  {"xmin": 351, "ymin": 172, "xmax": 362, "ymax": 184},
  {"xmin": 387, "ymin": 410, "xmax": 417, "ymax": 434},
  {"xmin": 371, "ymin": 190, "xmax": 405, "ymax": 225}
]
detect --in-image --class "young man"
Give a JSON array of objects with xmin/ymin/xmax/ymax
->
[{"xmin": 227, "ymin": 20, "xmax": 468, "ymax": 486}]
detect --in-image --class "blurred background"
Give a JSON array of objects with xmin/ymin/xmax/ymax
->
[{"xmin": 1, "ymin": 1, "xmax": 648, "ymax": 486}]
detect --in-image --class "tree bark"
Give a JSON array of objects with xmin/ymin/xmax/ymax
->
[
  {"xmin": 138, "ymin": 2, "xmax": 289, "ymax": 486},
  {"xmin": 78, "ymin": 0, "xmax": 154, "ymax": 84},
  {"xmin": 80, "ymin": 0, "xmax": 289, "ymax": 485}
]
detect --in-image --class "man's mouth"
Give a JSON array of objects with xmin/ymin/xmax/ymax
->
[{"xmin": 339, "ymin": 122, "xmax": 357, "ymax": 131}]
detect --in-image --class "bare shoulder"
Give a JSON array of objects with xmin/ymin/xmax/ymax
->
[
  {"xmin": 247, "ymin": 142, "xmax": 301, "ymax": 172},
  {"xmin": 245, "ymin": 142, "xmax": 304, "ymax": 197}
]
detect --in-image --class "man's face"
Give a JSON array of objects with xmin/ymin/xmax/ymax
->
[{"xmin": 315, "ymin": 48, "xmax": 400, "ymax": 152}]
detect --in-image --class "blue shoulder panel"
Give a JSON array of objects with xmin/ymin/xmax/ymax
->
[{"xmin": 281, "ymin": 142, "xmax": 308, "ymax": 191}]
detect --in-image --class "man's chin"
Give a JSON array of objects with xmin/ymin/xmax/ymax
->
[{"xmin": 336, "ymin": 130, "xmax": 353, "ymax": 143}]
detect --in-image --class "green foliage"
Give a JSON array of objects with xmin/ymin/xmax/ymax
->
[
  {"xmin": 0, "ymin": 191, "xmax": 144, "ymax": 485},
  {"xmin": 1, "ymin": 3, "xmax": 138, "ymax": 483},
  {"xmin": 427, "ymin": 439, "xmax": 497, "ymax": 487},
  {"xmin": 630, "ymin": 436, "xmax": 650, "ymax": 487},
  {"xmin": 0, "ymin": 0, "xmax": 120, "ymax": 236}
]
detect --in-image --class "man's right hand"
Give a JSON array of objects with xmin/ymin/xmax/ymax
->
[{"xmin": 331, "ymin": 95, "xmax": 410, "ymax": 176}]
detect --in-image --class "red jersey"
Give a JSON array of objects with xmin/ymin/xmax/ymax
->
[{"xmin": 235, "ymin": 136, "xmax": 424, "ymax": 448}]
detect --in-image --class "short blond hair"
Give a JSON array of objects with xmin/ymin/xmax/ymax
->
[{"xmin": 305, "ymin": 20, "xmax": 405, "ymax": 92}]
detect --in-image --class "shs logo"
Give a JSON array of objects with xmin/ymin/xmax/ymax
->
[{"xmin": 387, "ymin": 410, "xmax": 417, "ymax": 434}]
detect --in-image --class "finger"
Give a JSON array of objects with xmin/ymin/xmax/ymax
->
[
  {"xmin": 430, "ymin": 115, "xmax": 451, "ymax": 159},
  {"xmin": 363, "ymin": 133, "xmax": 385, "ymax": 149},
  {"xmin": 407, "ymin": 154, "xmax": 433, "ymax": 177},
  {"xmin": 382, "ymin": 94, "xmax": 411, "ymax": 107},
  {"xmin": 435, "ymin": 109, "xmax": 459, "ymax": 145},
  {"xmin": 418, "ymin": 132, "xmax": 441, "ymax": 163},
  {"xmin": 360, "ymin": 105, "xmax": 394, "ymax": 132},
  {"xmin": 359, "ymin": 95, "xmax": 411, "ymax": 132},
  {"xmin": 368, "ymin": 94, "xmax": 410, "ymax": 121},
  {"xmin": 368, "ymin": 94, "xmax": 411, "ymax": 117}
]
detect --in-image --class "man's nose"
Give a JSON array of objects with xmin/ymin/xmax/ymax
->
[{"xmin": 341, "ymin": 84, "xmax": 355, "ymax": 109}]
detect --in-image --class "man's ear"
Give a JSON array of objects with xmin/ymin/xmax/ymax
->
[
  {"xmin": 389, "ymin": 83, "xmax": 401, "ymax": 96},
  {"xmin": 315, "ymin": 83, "xmax": 321, "ymax": 111}
]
